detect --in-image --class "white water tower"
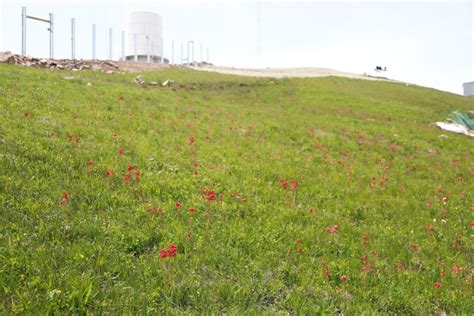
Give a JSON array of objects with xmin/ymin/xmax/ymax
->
[{"xmin": 126, "ymin": 12, "xmax": 163, "ymax": 63}]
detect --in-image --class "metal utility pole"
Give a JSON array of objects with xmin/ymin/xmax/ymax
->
[
  {"xmin": 187, "ymin": 41, "xmax": 194, "ymax": 64},
  {"xmin": 49, "ymin": 14, "xmax": 54, "ymax": 59},
  {"xmin": 92, "ymin": 24, "xmax": 96, "ymax": 60},
  {"xmin": 21, "ymin": 7, "xmax": 26, "ymax": 55},
  {"xmin": 207, "ymin": 48, "xmax": 209, "ymax": 63},
  {"xmin": 181, "ymin": 42, "xmax": 184, "ymax": 64},
  {"xmin": 200, "ymin": 43, "xmax": 203, "ymax": 63},
  {"xmin": 160, "ymin": 38, "xmax": 163, "ymax": 64},
  {"xmin": 71, "ymin": 18, "xmax": 75, "ymax": 60},
  {"xmin": 122, "ymin": 31, "xmax": 125, "ymax": 61},
  {"xmin": 22, "ymin": 6, "xmax": 54, "ymax": 59},
  {"xmin": 171, "ymin": 41, "xmax": 175, "ymax": 64},
  {"xmin": 108, "ymin": 28, "xmax": 113, "ymax": 60},
  {"xmin": 134, "ymin": 33, "xmax": 138, "ymax": 62}
]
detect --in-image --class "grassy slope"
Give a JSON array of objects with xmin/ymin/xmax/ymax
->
[{"xmin": 0, "ymin": 64, "xmax": 473, "ymax": 314}]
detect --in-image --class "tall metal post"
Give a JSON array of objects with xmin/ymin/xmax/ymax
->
[
  {"xmin": 134, "ymin": 33, "xmax": 137, "ymax": 62},
  {"xmin": 49, "ymin": 13, "xmax": 54, "ymax": 59},
  {"xmin": 187, "ymin": 41, "xmax": 194, "ymax": 64},
  {"xmin": 108, "ymin": 28, "xmax": 113, "ymax": 60},
  {"xmin": 121, "ymin": 31, "xmax": 125, "ymax": 61},
  {"xmin": 207, "ymin": 48, "xmax": 209, "ymax": 63},
  {"xmin": 161, "ymin": 38, "xmax": 164, "ymax": 64},
  {"xmin": 92, "ymin": 24, "xmax": 96, "ymax": 59},
  {"xmin": 71, "ymin": 18, "xmax": 75, "ymax": 60},
  {"xmin": 181, "ymin": 42, "xmax": 184, "ymax": 64},
  {"xmin": 171, "ymin": 41, "xmax": 174, "ymax": 64},
  {"xmin": 200, "ymin": 43, "xmax": 203, "ymax": 62},
  {"xmin": 21, "ymin": 7, "xmax": 26, "ymax": 55}
]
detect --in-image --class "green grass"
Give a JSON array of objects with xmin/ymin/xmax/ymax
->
[{"xmin": 0, "ymin": 63, "xmax": 473, "ymax": 314}]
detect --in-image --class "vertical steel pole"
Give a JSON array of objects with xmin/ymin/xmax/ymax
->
[
  {"xmin": 71, "ymin": 18, "xmax": 75, "ymax": 60},
  {"xmin": 192, "ymin": 42, "xmax": 194, "ymax": 64},
  {"xmin": 181, "ymin": 42, "xmax": 184, "ymax": 64},
  {"xmin": 109, "ymin": 28, "xmax": 113, "ymax": 60},
  {"xmin": 160, "ymin": 38, "xmax": 163, "ymax": 64},
  {"xmin": 49, "ymin": 13, "xmax": 54, "ymax": 59},
  {"xmin": 21, "ymin": 7, "xmax": 26, "ymax": 55},
  {"xmin": 121, "ymin": 31, "xmax": 125, "ymax": 61},
  {"xmin": 207, "ymin": 48, "xmax": 209, "ymax": 63},
  {"xmin": 134, "ymin": 33, "xmax": 137, "ymax": 62},
  {"xmin": 200, "ymin": 43, "xmax": 203, "ymax": 62},
  {"xmin": 92, "ymin": 24, "xmax": 96, "ymax": 60},
  {"xmin": 151, "ymin": 40, "xmax": 154, "ymax": 63},
  {"xmin": 171, "ymin": 41, "xmax": 174, "ymax": 64},
  {"xmin": 187, "ymin": 42, "xmax": 190, "ymax": 64}
]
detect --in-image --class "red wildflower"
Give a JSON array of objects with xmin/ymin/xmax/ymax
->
[
  {"xmin": 470, "ymin": 221, "xmax": 474, "ymax": 227},
  {"xmin": 134, "ymin": 169, "xmax": 141, "ymax": 180},
  {"xmin": 127, "ymin": 164, "xmax": 133, "ymax": 171},
  {"xmin": 323, "ymin": 268, "xmax": 331, "ymax": 276},
  {"xmin": 325, "ymin": 225, "xmax": 339, "ymax": 233},
  {"xmin": 426, "ymin": 199, "xmax": 433, "ymax": 207},
  {"xmin": 147, "ymin": 207, "xmax": 162, "ymax": 213},
  {"xmin": 188, "ymin": 207, "xmax": 196, "ymax": 212},
  {"xmin": 192, "ymin": 161, "xmax": 199, "ymax": 167},
  {"xmin": 308, "ymin": 207, "xmax": 315, "ymax": 213},
  {"xmin": 105, "ymin": 168, "xmax": 115, "ymax": 177},
  {"xmin": 279, "ymin": 179, "xmax": 289, "ymax": 189},
  {"xmin": 188, "ymin": 135, "xmax": 195, "ymax": 145},
  {"xmin": 167, "ymin": 244, "xmax": 177, "ymax": 257},
  {"xmin": 123, "ymin": 173, "xmax": 132, "ymax": 184},
  {"xmin": 297, "ymin": 248, "xmax": 303, "ymax": 254},
  {"xmin": 61, "ymin": 192, "xmax": 70, "ymax": 204},
  {"xmin": 202, "ymin": 189, "xmax": 216, "ymax": 201},
  {"xmin": 67, "ymin": 134, "xmax": 74, "ymax": 142},
  {"xmin": 296, "ymin": 239, "xmax": 302, "ymax": 244},
  {"xmin": 440, "ymin": 271, "xmax": 446, "ymax": 278},
  {"xmin": 175, "ymin": 202, "xmax": 182, "ymax": 208},
  {"xmin": 411, "ymin": 243, "xmax": 418, "ymax": 251},
  {"xmin": 205, "ymin": 135, "xmax": 210, "ymax": 142},
  {"xmin": 340, "ymin": 275, "xmax": 348, "ymax": 282},
  {"xmin": 362, "ymin": 234, "xmax": 369, "ymax": 246},
  {"xmin": 291, "ymin": 180, "xmax": 299, "ymax": 191},
  {"xmin": 24, "ymin": 112, "xmax": 29, "ymax": 118},
  {"xmin": 118, "ymin": 148, "xmax": 123, "ymax": 156},
  {"xmin": 451, "ymin": 265, "xmax": 461, "ymax": 275},
  {"xmin": 396, "ymin": 262, "xmax": 405, "ymax": 271},
  {"xmin": 434, "ymin": 281, "xmax": 442, "ymax": 289}
]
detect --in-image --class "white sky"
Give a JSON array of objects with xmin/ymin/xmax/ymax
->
[{"xmin": 0, "ymin": 0, "xmax": 473, "ymax": 95}]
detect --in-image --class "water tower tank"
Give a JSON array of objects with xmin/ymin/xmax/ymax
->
[{"xmin": 126, "ymin": 12, "xmax": 163, "ymax": 63}]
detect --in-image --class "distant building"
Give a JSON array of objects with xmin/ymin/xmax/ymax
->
[
  {"xmin": 126, "ymin": 12, "xmax": 163, "ymax": 63},
  {"xmin": 463, "ymin": 82, "xmax": 474, "ymax": 97}
]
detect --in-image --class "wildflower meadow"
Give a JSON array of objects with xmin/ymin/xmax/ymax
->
[{"xmin": 0, "ymin": 64, "xmax": 473, "ymax": 313}]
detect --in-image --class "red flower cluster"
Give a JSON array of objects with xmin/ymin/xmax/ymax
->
[
  {"xmin": 105, "ymin": 168, "xmax": 116, "ymax": 177},
  {"xmin": 202, "ymin": 189, "xmax": 216, "ymax": 201},
  {"xmin": 279, "ymin": 179, "xmax": 299, "ymax": 191},
  {"xmin": 24, "ymin": 112, "xmax": 30, "ymax": 118},
  {"xmin": 123, "ymin": 165, "xmax": 141, "ymax": 184},
  {"xmin": 67, "ymin": 134, "xmax": 80, "ymax": 144},
  {"xmin": 175, "ymin": 202, "xmax": 183, "ymax": 208},
  {"xmin": 188, "ymin": 135, "xmax": 195, "ymax": 145},
  {"xmin": 160, "ymin": 244, "xmax": 178, "ymax": 259},
  {"xmin": 188, "ymin": 207, "xmax": 196, "ymax": 212},
  {"xmin": 61, "ymin": 192, "xmax": 70, "ymax": 204},
  {"xmin": 325, "ymin": 225, "xmax": 339, "ymax": 233},
  {"xmin": 87, "ymin": 160, "xmax": 94, "ymax": 173},
  {"xmin": 118, "ymin": 147, "xmax": 123, "ymax": 156}
]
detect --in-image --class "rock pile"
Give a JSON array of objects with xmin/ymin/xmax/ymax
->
[{"xmin": 0, "ymin": 51, "xmax": 120, "ymax": 73}]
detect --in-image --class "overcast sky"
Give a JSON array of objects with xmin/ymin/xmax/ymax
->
[{"xmin": 0, "ymin": 0, "xmax": 472, "ymax": 95}]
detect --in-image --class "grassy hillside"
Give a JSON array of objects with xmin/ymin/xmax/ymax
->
[{"xmin": 0, "ymin": 63, "xmax": 473, "ymax": 314}]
